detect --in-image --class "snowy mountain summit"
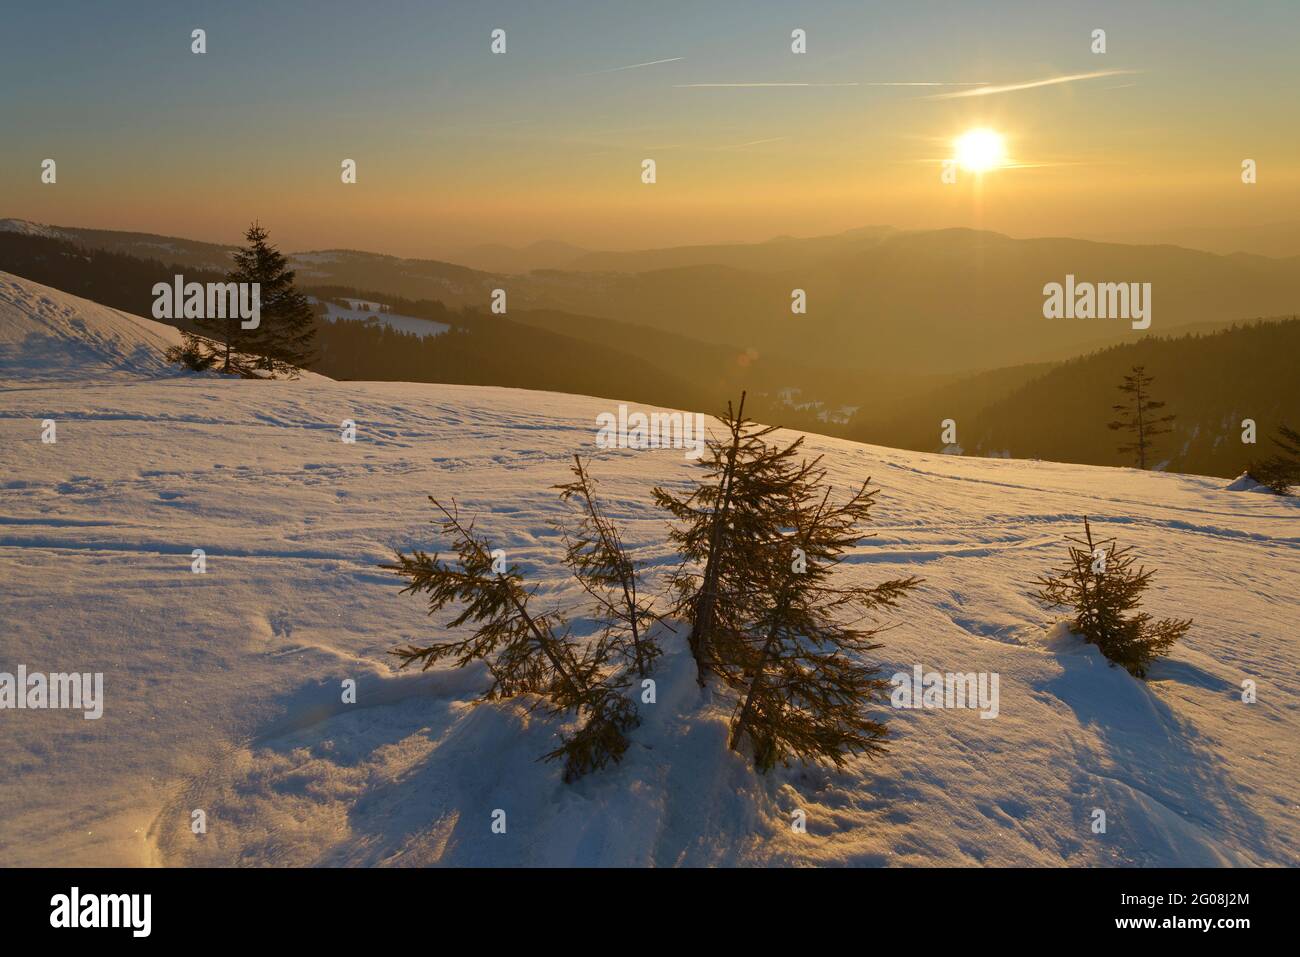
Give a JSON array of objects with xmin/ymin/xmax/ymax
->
[{"xmin": 0, "ymin": 272, "xmax": 1296, "ymax": 867}]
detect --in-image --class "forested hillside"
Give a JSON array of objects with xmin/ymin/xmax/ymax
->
[{"xmin": 854, "ymin": 320, "xmax": 1300, "ymax": 478}]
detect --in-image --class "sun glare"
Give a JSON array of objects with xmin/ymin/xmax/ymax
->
[{"xmin": 954, "ymin": 128, "xmax": 1007, "ymax": 173}]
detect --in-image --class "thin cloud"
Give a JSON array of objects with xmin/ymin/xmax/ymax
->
[
  {"xmin": 675, "ymin": 82, "xmax": 861, "ymax": 88},
  {"xmin": 864, "ymin": 81, "xmax": 989, "ymax": 87},
  {"xmin": 580, "ymin": 57, "xmax": 684, "ymax": 77},
  {"xmin": 706, "ymin": 136, "xmax": 790, "ymax": 151},
  {"xmin": 676, "ymin": 81, "xmax": 988, "ymax": 89},
  {"xmin": 927, "ymin": 69, "xmax": 1138, "ymax": 99}
]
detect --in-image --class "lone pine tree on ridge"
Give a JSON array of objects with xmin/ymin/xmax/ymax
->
[
  {"xmin": 190, "ymin": 222, "xmax": 316, "ymax": 376},
  {"xmin": 1107, "ymin": 365, "xmax": 1175, "ymax": 469}
]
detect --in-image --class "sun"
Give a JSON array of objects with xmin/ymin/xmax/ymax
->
[{"xmin": 954, "ymin": 128, "xmax": 1007, "ymax": 173}]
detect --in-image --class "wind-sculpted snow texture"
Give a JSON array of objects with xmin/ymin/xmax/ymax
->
[{"xmin": 1, "ymin": 273, "xmax": 1296, "ymax": 867}]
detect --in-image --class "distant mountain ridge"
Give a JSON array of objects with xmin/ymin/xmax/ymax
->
[
  {"xmin": 1089, "ymin": 221, "xmax": 1300, "ymax": 258},
  {"xmin": 6, "ymin": 217, "xmax": 1293, "ymax": 377},
  {"xmin": 4, "ymin": 217, "xmax": 1297, "ymax": 426},
  {"xmin": 452, "ymin": 239, "xmax": 590, "ymax": 274},
  {"xmin": 0, "ymin": 219, "xmax": 505, "ymax": 308}
]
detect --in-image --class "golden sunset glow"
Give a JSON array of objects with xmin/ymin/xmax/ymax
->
[
  {"xmin": 3, "ymin": 6, "xmax": 1297, "ymax": 256},
  {"xmin": 954, "ymin": 128, "xmax": 1008, "ymax": 173}
]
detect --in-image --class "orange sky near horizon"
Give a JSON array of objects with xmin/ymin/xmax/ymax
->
[{"xmin": 4, "ymin": 1, "xmax": 1297, "ymax": 258}]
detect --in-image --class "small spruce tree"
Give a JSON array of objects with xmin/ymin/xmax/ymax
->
[
  {"xmin": 554, "ymin": 455, "xmax": 663, "ymax": 677},
  {"xmin": 165, "ymin": 333, "xmax": 218, "ymax": 372},
  {"xmin": 1248, "ymin": 423, "xmax": 1300, "ymax": 495},
  {"xmin": 1107, "ymin": 365, "xmax": 1175, "ymax": 469},
  {"xmin": 1033, "ymin": 516, "xmax": 1191, "ymax": 678},
  {"xmin": 653, "ymin": 392, "xmax": 813, "ymax": 684},
  {"xmin": 383, "ymin": 497, "xmax": 635, "ymax": 781},
  {"xmin": 727, "ymin": 481, "xmax": 921, "ymax": 771}
]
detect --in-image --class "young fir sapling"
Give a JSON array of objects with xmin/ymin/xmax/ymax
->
[
  {"xmin": 384, "ymin": 496, "xmax": 636, "ymax": 781},
  {"xmin": 1033, "ymin": 516, "xmax": 1190, "ymax": 678}
]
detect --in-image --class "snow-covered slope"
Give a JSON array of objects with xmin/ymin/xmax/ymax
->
[
  {"xmin": 0, "ymin": 218, "xmax": 70, "ymax": 240},
  {"xmin": 1, "ymin": 272, "xmax": 1296, "ymax": 867},
  {"xmin": 0, "ymin": 272, "xmax": 185, "ymax": 381}
]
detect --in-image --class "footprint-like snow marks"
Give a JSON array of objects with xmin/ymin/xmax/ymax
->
[
  {"xmin": 844, "ymin": 535, "xmax": 1056, "ymax": 565},
  {"xmin": 155, "ymin": 644, "xmax": 777, "ymax": 867},
  {"xmin": 0, "ymin": 273, "xmax": 184, "ymax": 381},
  {"xmin": 0, "ymin": 531, "xmax": 387, "ymax": 565}
]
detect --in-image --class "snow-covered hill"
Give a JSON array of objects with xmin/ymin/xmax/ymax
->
[
  {"xmin": 0, "ymin": 272, "xmax": 185, "ymax": 381},
  {"xmin": 0, "ymin": 272, "xmax": 1296, "ymax": 867}
]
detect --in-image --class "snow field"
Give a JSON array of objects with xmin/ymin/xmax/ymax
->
[{"xmin": 1, "ymin": 273, "xmax": 1296, "ymax": 867}]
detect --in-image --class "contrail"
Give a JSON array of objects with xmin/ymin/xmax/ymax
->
[
  {"xmin": 580, "ymin": 57, "xmax": 684, "ymax": 76},
  {"xmin": 707, "ymin": 137, "xmax": 790, "ymax": 150},
  {"xmin": 674, "ymin": 82, "xmax": 860, "ymax": 88},
  {"xmin": 675, "ymin": 80, "xmax": 988, "ymax": 89},
  {"xmin": 927, "ymin": 69, "xmax": 1138, "ymax": 99}
]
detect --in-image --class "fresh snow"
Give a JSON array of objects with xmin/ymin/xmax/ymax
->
[
  {"xmin": 316, "ymin": 299, "xmax": 450, "ymax": 339},
  {"xmin": 0, "ymin": 218, "xmax": 69, "ymax": 240},
  {"xmin": 0, "ymin": 271, "xmax": 1296, "ymax": 867},
  {"xmin": 1225, "ymin": 472, "xmax": 1275, "ymax": 494},
  {"xmin": 0, "ymin": 273, "xmax": 184, "ymax": 381}
]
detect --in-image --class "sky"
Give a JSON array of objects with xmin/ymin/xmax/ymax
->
[{"xmin": 3, "ymin": 0, "xmax": 1298, "ymax": 258}]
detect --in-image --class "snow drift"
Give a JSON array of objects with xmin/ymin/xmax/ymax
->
[
  {"xmin": 0, "ymin": 271, "xmax": 1296, "ymax": 867},
  {"xmin": 0, "ymin": 272, "xmax": 185, "ymax": 381}
]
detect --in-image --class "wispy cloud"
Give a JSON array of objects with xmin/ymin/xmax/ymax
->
[
  {"xmin": 927, "ymin": 69, "xmax": 1138, "ymax": 99},
  {"xmin": 706, "ymin": 136, "xmax": 789, "ymax": 151},
  {"xmin": 579, "ymin": 57, "xmax": 684, "ymax": 77},
  {"xmin": 864, "ymin": 81, "xmax": 989, "ymax": 87},
  {"xmin": 675, "ymin": 82, "xmax": 861, "ymax": 88},
  {"xmin": 675, "ymin": 80, "xmax": 989, "ymax": 89}
]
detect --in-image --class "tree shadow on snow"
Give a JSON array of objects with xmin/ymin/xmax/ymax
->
[{"xmin": 1033, "ymin": 645, "xmax": 1271, "ymax": 864}]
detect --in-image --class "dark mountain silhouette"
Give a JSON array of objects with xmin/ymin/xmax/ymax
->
[{"xmin": 10, "ymin": 219, "xmax": 1294, "ymax": 379}]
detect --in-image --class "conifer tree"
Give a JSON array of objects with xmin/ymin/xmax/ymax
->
[
  {"xmin": 383, "ymin": 497, "xmax": 635, "ymax": 781},
  {"xmin": 165, "ymin": 333, "xmax": 218, "ymax": 372},
  {"xmin": 1248, "ymin": 423, "xmax": 1300, "ymax": 494},
  {"xmin": 653, "ymin": 393, "xmax": 814, "ymax": 684},
  {"xmin": 202, "ymin": 223, "xmax": 316, "ymax": 377},
  {"xmin": 726, "ymin": 481, "xmax": 921, "ymax": 771},
  {"xmin": 1107, "ymin": 365, "xmax": 1175, "ymax": 469},
  {"xmin": 1033, "ymin": 517, "xmax": 1190, "ymax": 678},
  {"xmin": 555, "ymin": 455, "xmax": 663, "ymax": 677}
]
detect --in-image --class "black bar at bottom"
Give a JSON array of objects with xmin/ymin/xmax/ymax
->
[{"xmin": 0, "ymin": 866, "xmax": 1289, "ymax": 943}]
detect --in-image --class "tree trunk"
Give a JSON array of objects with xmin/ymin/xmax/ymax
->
[
  {"xmin": 1136, "ymin": 382, "xmax": 1147, "ymax": 469},
  {"xmin": 688, "ymin": 394, "xmax": 746, "ymax": 684}
]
